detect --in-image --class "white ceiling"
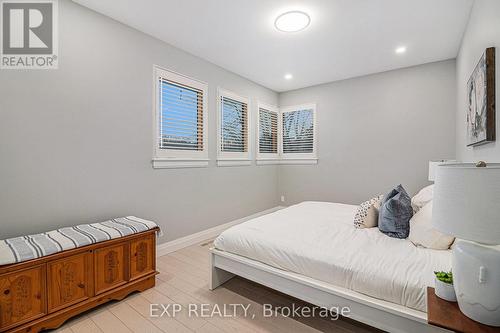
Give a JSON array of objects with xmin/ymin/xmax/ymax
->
[{"xmin": 73, "ymin": 0, "xmax": 474, "ymax": 92}]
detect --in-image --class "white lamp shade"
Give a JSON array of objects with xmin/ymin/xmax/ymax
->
[
  {"xmin": 428, "ymin": 160, "xmax": 456, "ymax": 181},
  {"xmin": 428, "ymin": 161, "xmax": 439, "ymax": 181},
  {"xmin": 432, "ymin": 163, "xmax": 500, "ymax": 245}
]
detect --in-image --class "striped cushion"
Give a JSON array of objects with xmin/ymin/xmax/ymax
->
[{"xmin": 0, "ymin": 216, "xmax": 159, "ymax": 266}]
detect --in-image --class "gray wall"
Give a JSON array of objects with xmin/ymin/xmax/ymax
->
[
  {"xmin": 0, "ymin": 0, "xmax": 463, "ymax": 242},
  {"xmin": 455, "ymin": 0, "xmax": 500, "ymax": 162},
  {"xmin": 278, "ymin": 60, "xmax": 457, "ymax": 205},
  {"xmin": 0, "ymin": 0, "xmax": 279, "ymax": 242}
]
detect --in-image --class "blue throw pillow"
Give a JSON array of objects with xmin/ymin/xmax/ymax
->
[{"xmin": 378, "ymin": 184, "xmax": 413, "ymax": 239}]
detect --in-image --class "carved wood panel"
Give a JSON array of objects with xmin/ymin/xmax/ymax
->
[
  {"xmin": 0, "ymin": 266, "xmax": 46, "ymax": 330},
  {"xmin": 47, "ymin": 252, "xmax": 92, "ymax": 313},
  {"xmin": 94, "ymin": 243, "xmax": 128, "ymax": 295},
  {"xmin": 104, "ymin": 250, "xmax": 119, "ymax": 284},
  {"xmin": 136, "ymin": 243, "xmax": 148, "ymax": 272},
  {"xmin": 130, "ymin": 235, "xmax": 155, "ymax": 280}
]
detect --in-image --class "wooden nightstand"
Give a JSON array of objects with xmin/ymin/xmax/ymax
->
[{"xmin": 427, "ymin": 287, "xmax": 500, "ymax": 333}]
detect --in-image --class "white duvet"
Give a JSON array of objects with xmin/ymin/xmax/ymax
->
[{"xmin": 214, "ymin": 201, "xmax": 452, "ymax": 312}]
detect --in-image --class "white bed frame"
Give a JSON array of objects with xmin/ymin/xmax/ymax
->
[{"xmin": 209, "ymin": 248, "xmax": 450, "ymax": 333}]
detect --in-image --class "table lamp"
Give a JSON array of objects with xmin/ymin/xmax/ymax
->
[
  {"xmin": 432, "ymin": 162, "xmax": 500, "ymax": 326},
  {"xmin": 428, "ymin": 160, "xmax": 457, "ymax": 182}
]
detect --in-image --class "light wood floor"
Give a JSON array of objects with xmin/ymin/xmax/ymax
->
[{"xmin": 50, "ymin": 241, "xmax": 380, "ymax": 333}]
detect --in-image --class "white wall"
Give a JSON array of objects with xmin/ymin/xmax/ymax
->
[
  {"xmin": 0, "ymin": 0, "xmax": 279, "ymax": 242},
  {"xmin": 278, "ymin": 60, "xmax": 457, "ymax": 205},
  {"xmin": 455, "ymin": 0, "xmax": 500, "ymax": 162}
]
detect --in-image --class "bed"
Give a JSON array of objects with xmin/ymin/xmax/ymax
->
[{"xmin": 209, "ymin": 201, "xmax": 452, "ymax": 333}]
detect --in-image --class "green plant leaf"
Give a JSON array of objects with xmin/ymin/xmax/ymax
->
[{"xmin": 434, "ymin": 271, "xmax": 453, "ymax": 284}]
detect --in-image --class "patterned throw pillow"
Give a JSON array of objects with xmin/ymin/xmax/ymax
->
[{"xmin": 354, "ymin": 195, "xmax": 384, "ymax": 228}]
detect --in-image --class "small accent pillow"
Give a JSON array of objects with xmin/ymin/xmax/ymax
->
[
  {"xmin": 409, "ymin": 201, "xmax": 454, "ymax": 249},
  {"xmin": 378, "ymin": 184, "xmax": 413, "ymax": 239},
  {"xmin": 411, "ymin": 184, "xmax": 434, "ymax": 213},
  {"xmin": 354, "ymin": 195, "xmax": 384, "ymax": 228}
]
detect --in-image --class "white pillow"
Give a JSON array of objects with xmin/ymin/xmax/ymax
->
[
  {"xmin": 411, "ymin": 184, "xmax": 434, "ymax": 213},
  {"xmin": 409, "ymin": 201, "xmax": 454, "ymax": 250}
]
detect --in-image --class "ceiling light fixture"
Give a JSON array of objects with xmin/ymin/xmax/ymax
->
[
  {"xmin": 395, "ymin": 46, "xmax": 407, "ymax": 54},
  {"xmin": 284, "ymin": 73, "xmax": 293, "ymax": 80},
  {"xmin": 275, "ymin": 11, "xmax": 310, "ymax": 32}
]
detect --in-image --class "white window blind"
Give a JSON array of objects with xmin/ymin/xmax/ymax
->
[
  {"xmin": 282, "ymin": 108, "xmax": 314, "ymax": 154},
  {"xmin": 220, "ymin": 95, "xmax": 248, "ymax": 153},
  {"xmin": 258, "ymin": 107, "xmax": 278, "ymax": 154},
  {"xmin": 153, "ymin": 67, "xmax": 208, "ymax": 169},
  {"xmin": 159, "ymin": 79, "xmax": 203, "ymax": 151}
]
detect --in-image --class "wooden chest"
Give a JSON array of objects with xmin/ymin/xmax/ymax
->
[{"xmin": 0, "ymin": 229, "xmax": 158, "ymax": 333}]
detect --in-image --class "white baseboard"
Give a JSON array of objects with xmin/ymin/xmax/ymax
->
[{"xmin": 156, "ymin": 206, "xmax": 284, "ymax": 257}]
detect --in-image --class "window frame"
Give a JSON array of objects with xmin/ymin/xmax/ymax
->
[
  {"xmin": 256, "ymin": 102, "xmax": 280, "ymax": 165},
  {"xmin": 217, "ymin": 88, "xmax": 251, "ymax": 167},
  {"xmin": 280, "ymin": 103, "xmax": 318, "ymax": 165},
  {"xmin": 152, "ymin": 66, "xmax": 209, "ymax": 169}
]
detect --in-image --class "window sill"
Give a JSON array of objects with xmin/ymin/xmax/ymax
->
[
  {"xmin": 256, "ymin": 159, "xmax": 281, "ymax": 166},
  {"xmin": 152, "ymin": 158, "xmax": 209, "ymax": 169},
  {"xmin": 280, "ymin": 158, "xmax": 318, "ymax": 165},
  {"xmin": 217, "ymin": 159, "xmax": 252, "ymax": 167}
]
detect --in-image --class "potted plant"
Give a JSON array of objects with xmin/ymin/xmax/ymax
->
[{"xmin": 434, "ymin": 271, "xmax": 456, "ymax": 302}]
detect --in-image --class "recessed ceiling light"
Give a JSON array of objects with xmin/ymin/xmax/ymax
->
[
  {"xmin": 275, "ymin": 11, "xmax": 310, "ymax": 32},
  {"xmin": 395, "ymin": 46, "xmax": 407, "ymax": 54},
  {"xmin": 284, "ymin": 73, "xmax": 293, "ymax": 80}
]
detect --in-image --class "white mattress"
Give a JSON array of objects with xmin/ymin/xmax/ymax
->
[{"xmin": 214, "ymin": 201, "xmax": 452, "ymax": 312}]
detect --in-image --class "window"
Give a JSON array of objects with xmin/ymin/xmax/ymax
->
[
  {"xmin": 153, "ymin": 67, "xmax": 208, "ymax": 168},
  {"xmin": 217, "ymin": 89, "xmax": 251, "ymax": 166},
  {"xmin": 281, "ymin": 104, "xmax": 317, "ymax": 164},
  {"xmin": 256, "ymin": 103, "xmax": 279, "ymax": 164}
]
